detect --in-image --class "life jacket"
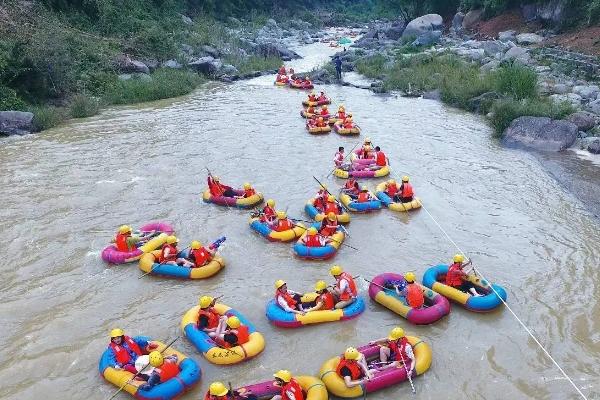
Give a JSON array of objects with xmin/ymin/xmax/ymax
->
[
  {"xmin": 318, "ymin": 95, "xmax": 327, "ymax": 101},
  {"xmin": 308, "ymin": 94, "xmax": 317, "ymax": 101},
  {"xmin": 218, "ymin": 325, "xmax": 250, "ymax": 348},
  {"xmin": 445, "ymin": 263, "xmax": 464, "ymax": 287},
  {"xmin": 319, "ymin": 292, "xmax": 335, "ymax": 310},
  {"xmin": 115, "ymin": 233, "xmax": 134, "ymax": 252},
  {"xmin": 204, "ymin": 394, "xmax": 226, "ymax": 400},
  {"xmin": 307, "ymin": 106, "xmax": 315, "ymax": 114},
  {"xmin": 316, "ymin": 120, "xmax": 327, "ymax": 127},
  {"xmin": 334, "ymin": 151, "xmax": 344, "ymax": 166},
  {"xmin": 190, "ymin": 247, "xmax": 211, "ymax": 267},
  {"xmin": 375, "ymin": 151, "xmax": 386, "ymax": 166},
  {"xmin": 320, "ymin": 109, "xmax": 329, "ymax": 116},
  {"xmin": 262, "ymin": 206, "xmax": 276, "ymax": 219},
  {"xmin": 345, "ymin": 180, "xmax": 359, "ymax": 193},
  {"xmin": 401, "ymin": 183, "xmax": 414, "ymax": 198},
  {"xmin": 304, "ymin": 234, "xmax": 323, "ymax": 247},
  {"xmin": 159, "ymin": 243, "xmax": 178, "ymax": 263},
  {"xmin": 276, "ymin": 289, "xmax": 298, "ymax": 309},
  {"xmin": 338, "ymin": 111, "xmax": 346, "ymax": 119},
  {"xmin": 157, "ymin": 361, "xmax": 179, "ymax": 382},
  {"xmin": 388, "ymin": 337, "xmax": 411, "ymax": 363},
  {"xmin": 198, "ymin": 308, "xmax": 220, "ymax": 329},
  {"xmin": 313, "ymin": 196, "xmax": 325, "ymax": 211},
  {"xmin": 406, "ymin": 283, "xmax": 424, "ymax": 308},
  {"xmin": 386, "ymin": 184, "xmax": 398, "ymax": 197},
  {"xmin": 278, "ymin": 67, "xmax": 286, "ymax": 74},
  {"xmin": 282, "ymin": 378, "xmax": 305, "ymax": 400},
  {"xmin": 358, "ymin": 192, "xmax": 369, "ymax": 202},
  {"xmin": 343, "ymin": 120, "xmax": 354, "ymax": 129},
  {"xmin": 336, "ymin": 358, "xmax": 363, "ymax": 380},
  {"xmin": 324, "ymin": 202, "xmax": 340, "ymax": 215},
  {"xmin": 243, "ymin": 188, "xmax": 256, "ymax": 198},
  {"xmin": 109, "ymin": 336, "xmax": 143, "ymax": 365},
  {"xmin": 275, "ymin": 218, "xmax": 293, "ymax": 232},
  {"xmin": 320, "ymin": 218, "xmax": 338, "ymax": 236},
  {"xmin": 336, "ymin": 272, "xmax": 357, "ymax": 301}
]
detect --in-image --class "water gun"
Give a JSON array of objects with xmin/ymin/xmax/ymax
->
[{"xmin": 209, "ymin": 236, "xmax": 227, "ymax": 250}]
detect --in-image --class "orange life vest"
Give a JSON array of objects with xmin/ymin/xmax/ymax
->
[
  {"xmin": 190, "ymin": 247, "xmax": 211, "ymax": 267},
  {"xmin": 316, "ymin": 120, "xmax": 327, "ymax": 127},
  {"xmin": 320, "ymin": 109, "xmax": 329, "ymax": 116},
  {"xmin": 276, "ymin": 289, "xmax": 298, "ymax": 309},
  {"xmin": 358, "ymin": 192, "xmax": 369, "ymax": 202},
  {"xmin": 204, "ymin": 394, "xmax": 226, "ymax": 400},
  {"xmin": 401, "ymin": 183, "xmax": 414, "ymax": 198},
  {"xmin": 308, "ymin": 95, "xmax": 317, "ymax": 101},
  {"xmin": 320, "ymin": 218, "xmax": 338, "ymax": 236},
  {"xmin": 115, "ymin": 233, "xmax": 134, "ymax": 252},
  {"xmin": 445, "ymin": 263, "xmax": 464, "ymax": 287},
  {"xmin": 244, "ymin": 188, "xmax": 256, "ymax": 198},
  {"xmin": 324, "ymin": 202, "xmax": 339, "ymax": 215},
  {"xmin": 307, "ymin": 106, "xmax": 315, "ymax": 114},
  {"xmin": 386, "ymin": 184, "xmax": 398, "ymax": 197},
  {"xmin": 336, "ymin": 359, "xmax": 363, "ymax": 380},
  {"xmin": 198, "ymin": 308, "xmax": 220, "ymax": 329},
  {"xmin": 336, "ymin": 272, "xmax": 357, "ymax": 301},
  {"xmin": 338, "ymin": 111, "xmax": 346, "ymax": 119},
  {"xmin": 159, "ymin": 244, "xmax": 178, "ymax": 263},
  {"xmin": 343, "ymin": 120, "xmax": 353, "ymax": 129},
  {"xmin": 281, "ymin": 378, "xmax": 305, "ymax": 400},
  {"xmin": 319, "ymin": 292, "xmax": 335, "ymax": 310},
  {"xmin": 375, "ymin": 151, "xmax": 386, "ymax": 166},
  {"xmin": 406, "ymin": 283, "xmax": 424, "ymax": 308},
  {"xmin": 109, "ymin": 336, "xmax": 143, "ymax": 365},
  {"xmin": 388, "ymin": 337, "xmax": 411, "ymax": 362},
  {"xmin": 304, "ymin": 234, "xmax": 322, "ymax": 247},
  {"xmin": 218, "ymin": 325, "xmax": 250, "ymax": 348},
  {"xmin": 275, "ymin": 219, "xmax": 293, "ymax": 232},
  {"xmin": 157, "ymin": 361, "xmax": 179, "ymax": 382}
]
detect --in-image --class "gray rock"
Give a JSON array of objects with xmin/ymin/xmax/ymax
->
[
  {"xmin": 480, "ymin": 60, "xmax": 501, "ymax": 72},
  {"xmin": 567, "ymin": 111, "xmax": 597, "ymax": 131},
  {"xmin": 200, "ymin": 45, "xmax": 220, "ymax": 58},
  {"xmin": 551, "ymin": 83, "xmax": 570, "ymax": 94},
  {"xmin": 534, "ymin": 65, "xmax": 551, "ymax": 73},
  {"xmin": 266, "ymin": 18, "xmax": 278, "ymax": 28},
  {"xmin": 550, "ymin": 93, "xmax": 582, "ymax": 108},
  {"xmin": 412, "ymin": 30, "xmax": 442, "ymax": 47},
  {"xmin": 255, "ymin": 42, "xmax": 301, "ymax": 61},
  {"xmin": 0, "ymin": 111, "xmax": 34, "ymax": 135},
  {"xmin": 114, "ymin": 55, "xmax": 150, "ymax": 74},
  {"xmin": 498, "ymin": 30, "xmax": 516, "ymax": 42},
  {"xmin": 403, "ymin": 14, "xmax": 443, "ymax": 39},
  {"xmin": 219, "ymin": 64, "xmax": 239, "ymax": 75},
  {"xmin": 516, "ymin": 33, "xmax": 544, "ymax": 45},
  {"xmin": 482, "ymin": 40, "xmax": 504, "ymax": 57},
  {"xmin": 452, "ymin": 12, "xmax": 465, "ymax": 32},
  {"xmin": 386, "ymin": 22, "xmax": 406, "ymax": 40},
  {"xmin": 587, "ymin": 99, "xmax": 600, "ymax": 115},
  {"xmin": 538, "ymin": 0, "xmax": 567, "ymax": 25},
  {"xmin": 423, "ymin": 89, "xmax": 441, "ymax": 100},
  {"xmin": 588, "ymin": 138, "xmax": 600, "ymax": 154},
  {"xmin": 460, "ymin": 48, "xmax": 486, "ymax": 61},
  {"xmin": 503, "ymin": 116, "xmax": 578, "ymax": 151},
  {"xmin": 163, "ymin": 59, "xmax": 182, "ymax": 69},
  {"xmin": 181, "ymin": 15, "xmax": 193, "ymax": 25},
  {"xmin": 572, "ymin": 85, "xmax": 600, "ymax": 100},
  {"xmin": 462, "ymin": 9, "xmax": 483, "ymax": 30},
  {"xmin": 503, "ymin": 46, "xmax": 531, "ymax": 63},
  {"xmin": 189, "ymin": 56, "xmax": 222, "ymax": 75}
]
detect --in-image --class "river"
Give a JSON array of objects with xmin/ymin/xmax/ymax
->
[{"xmin": 0, "ymin": 37, "xmax": 599, "ymax": 400}]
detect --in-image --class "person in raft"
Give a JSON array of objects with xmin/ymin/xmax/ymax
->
[
  {"xmin": 337, "ymin": 105, "xmax": 346, "ymax": 120},
  {"xmin": 336, "ymin": 347, "xmax": 374, "ymax": 388},
  {"xmin": 272, "ymin": 211, "xmax": 294, "ymax": 232},
  {"xmin": 112, "ymin": 225, "xmax": 156, "ymax": 252},
  {"xmin": 319, "ymin": 105, "xmax": 330, "ymax": 117},
  {"xmin": 357, "ymin": 186, "xmax": 373, "ymax": 203},
  {"xmin": 315, "ymin": 116, "xmax": 328, "ymax": 128},
  {"xmin": 384, "ymin": 179, "xmax": 399, "ymax": 199},
  {"xmin": 317, "ymin": 90, "xmax": 328, "ymax": 102},
  {"xmin": 305, "ymin": 104, "xmax": 316, "ymax": 115},
  {"xmin": 242, "ymin": 182, "xmax": 256, "ymax": 198},
  {"xmin": 182, "ymin": 240, "xmax": 215, "ymax": 268},
  {"xmin": 402, "ymin": 272, "xmax": 425, "ymax": 309},
  {"xmin": 260, "ymin": 199, "xmax": 277, "ymax": 223},
  {"xmin": 307, "ymin": 91, "xmax": 317, "ymax": 102},
  {"xmin": 394, "ymin": 176, "xmax": 414, "ymax": 203},
  {"xmin": 138, "ymin": 351, "xmax": 180, "ymax": 391},
  {"xmin": 304, "ymin": 280, "xmax": 336, "ymax": 312},
  {"xmin": 158, "ymin": 235, "xmax": 188, "ymax": 266},
  {"xmin": 275, "ymin": 280, "xmax": 306, "ymax": 315},
  {"xmin": 319, "ymin": 212, "xmax": 339, "ymax": 237},
  {"xmin": 197, "ymin": 296, "xmax": 228, "ymax": 338},
  {"xmin": 313, "ymin": 184, "xmax": 329, "ymax": 210},
  {"xmin": 301, "ymin": 227, "xmax": 329, "ymax": 247},
  {"xmin": 324, "ymin": 195, "xmax": 342, "ymax": 215},
  {"xmin": 271, "ymin": 370, "xmax": 305, "ymax": 400},
  {"xmin": 357, "ymin": 138, "xmax": 374, "ymax": 159},
  {"xmin": 369, "ymin": 146, "xmax": 388, "ymax": 170},
  {"xmin": 342, "ymin": 114, "xmax": 355, "ymax": 129},
  {"xmin": 446, "ymin": 254, "xmax": 481, "ymax": 296},
  {"xmin": 278, "ymin": 65, "xmax": 286, "ymax": 75},
  {"xmin": 214, "ymin": 316, "xmax": 250, "ymax": 348},
  {"xmin": 205, "ymin": 382, "xmax": 249, "ymax": 400},
  {"xmin": 289, "ymin": 68, "xmax": 296, "ymax": 80},
  {"xmin": 343, "ymin": 176, "xmax": 360, "ymax": 198},
  {"xmin": 330, "ymin": 265, "xmax": 358, "ymax": 309},
  {"xmin": 107, "ymin": 328, "xmax": 157, "ymax": 376},
  {"xmin": 334, "ymin": 146, "xmax": 345, "ymax": 168},
  {"xmin": 207, "ymin": 175, "xmax": 236, "ymax": 197},
  {"xmin": 369, "ymin": 327, "xmax": 415, "ymax": 373}
]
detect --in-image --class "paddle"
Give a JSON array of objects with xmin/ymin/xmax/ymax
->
[
  {"xmin": 107, "ymin": 336, "xmax": 180, "ymax": 400},
  {"xmin": 326, "ymin": 141, "xmax": 361, "ymax": 178},
  {"xmin": 398, "ymin": 350, "xmax": 416, "ymax": 394},
  {"xmin": 312, "ymin": 176, "xmax": 349, "ymax": 212},
  {"xmin": 205, "ymin": 167, "xmax": 226, "ymax": 198}
]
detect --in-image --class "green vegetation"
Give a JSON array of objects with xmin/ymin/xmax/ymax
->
[
  {"xmin": 489, "ymin": 99, "xmax": 574, "ymax": 137},
  {"xmin": 69, "ymin": 94, "xmax": 101, "ymax": 118}
]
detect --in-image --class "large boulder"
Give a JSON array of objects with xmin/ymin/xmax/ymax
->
[
  {"xmin": 550, "ymin": 93, "xmax": 582, "ymax": 108},
  {"xmin": 114, "ymin": 55, "xmax": 150, "ymax": 74},
  {"xmin": 498, "ymin": 30, "xmax": 516, "ymax": 42},
  {"xmin": 587, "ymin": 99, "xmax": 600, "ymax": 115},
  {"xmin": 462, "ymin": 9, "xmax": 483, "ymax": 30},
  {"xmin": 482, "ymin": 41, "xmax": 505, "ymax": 57},
  {"xmin": 0, "ymin": 111, "xmax": 34, "ymax": 135},
  {"xmin": 162, "ymin": 59, "xmax": 182, "ymax": 69},
  {"xmin": 566, "ymin": 111, "xmax": 597, "ymax": 131},
  {"xmin": 457, "ymin": 48, "xmax": 486, "ymax": 61},
  {"xmin": 200, "ymin": 45, "xmax": 220, "ymax": 58},
  {"xmin": 503, "ymin": 116, "xmax": 578, "ymax": 151},
  {"xmin": 402, "ymin": 14, "xmax": 443, "ymax": 39},
  {"xmin": 516, "ymin": 33, "xmax": 544, "ymax": 45},
  {"xmin": 255, "ymin": 42, "xmax": 301, "ymax": 61},
  {"xmin": 537, "ymin": 0, "xmax": 567, "ymax": 25},
  {"xmin": 386, "ymin": 21, "xmax": 406, "ymax": 40},
  {"xmin": 412, "ymin": 30, "xmax": 442, "ymax": 47},
  {"xmin": 503, "ymin": 46, "xmax": 531, "ymax": 64},
  {"xmin": 469, "ymin": 92, "xmax": 502, "ymax": 113},
  {"xmin": 219, "ymin": 64, "xmax": 239, "ymax": 76},
  {"xmin": 480, "ymin": 60, "xmax": 501, "ymax": 72},
  {"xmin": 572, "ymin": 85, "xmax": 600, "ymax": 100},
  {"xmin": 588, "ymin": 138, "xmax": 600, "ymax": 154},
  {"xmin": 189, "ymin": 56, "xmax": 222, "ymax": 75},
  {"xmin": 451, "ymin": 12, "xmax": 465, "ymax": 33},
  {"xmin": 551, "ymin": 83, "xmax": 570, "ymax": 94}
]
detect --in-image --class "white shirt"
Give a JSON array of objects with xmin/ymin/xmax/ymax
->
[{"xmin": 276, "ymin": 293, "xmax": 295, "ymax": 312}]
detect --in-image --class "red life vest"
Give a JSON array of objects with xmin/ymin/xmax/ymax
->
[
  {"xmin": 320, "ymin": 109, "xmax": 329, "ymax": 116},
  {"xmin": 279, "ymin": 67, "xmax": 286, "ymax": 74},
  {"xmin": 276, "ymin": 289, "xmax": 298, "ymax": 309},
  {"xmin": 316, "ymin": 120, "xmax": 327, "ymax": 127},
  {"xmin": 406, "ymin": 283, "xmax": 424, "ymax": 308},
  {"xmin": 218, "ymin": 325, "xmax": 250, "ymax": 348},
  {"xmin": 318, "ymin": 95, "xmax": 327, "ymax": 101},
  {"xmin": 336, "ymin": 272, "xmax": 357, "ymax": 301},
  {"xmin": 190, "ymin": 247, "xmax": 211, "ymax": 267},
  {"xmin": 198, "ymin": 308, "xmax": 220, "ymax": 329},
  {"xmin": 244, "ymin": 188, "xmax": 256, "ymax": 198},
  {"xmin": 445, "ymin": 263, "xmax": 464, "ymax": 287},
  {"xmin": 307, "ymin": 106, "xmax": 315, "ymax": 114},
  {"xmin": 320, "ymin": 218, "xmax": 338, "ymax": 236},
  {"xmin": 334, "ymin": 151, "xmax": 344, "ymax": 166},
  {"xmin": 345, "ymin": 180, "xmax": 358, "ymax": 192},
  {"xmin": 386, "ymin": 184, "xmax": 398, "ymax": 197},
  {"xmin": 304, "ymin": 234, "xmax": 322, "ymax": 247},
  {"xmin": 375, "ymin": 151, "xmax": 386, "ymax": 166},
  {"xmin": 158, "ymin": 361, "xmax": 179, "ymax": 382},
  {"xmin": 324, "ymin": 202, "xmax": 339, "ymax": 215},
  {"xmin": 336, "ymin": 359, "xmax": 363, "ymax": 380},
  {"xmin": 338, "ymin": 111, "xmax": 346, "ymax": 119},
  {"xmin": 401, "ymin": 183, "xmax": 414, "ymax": 198},
  {"xmin": 109, "ymin": 336, "xmax": 143, "ymax": 365},
  {"xmin": 357, "ymin": 192, "xmax": 369, "ymax": 202},
  {"xmin": 343, "ymin": 120, "xmax": 353, "ymax": 129},
  {"xmin": 263, "ymin": 206, "xmax": 275, "ymax": 219},
  {"xmin": 275, "ymin": 219, "xmax": 293, "ymax": 232},
  {"xmin": 388, "ymin": 337, "xmax": 410, "ymax": 362},
  {"xmin": 115, "ymin": 233, "xmax": 133, "ymax": 252},
  {"xmin": 281, "ymin": 378, "xmax": 305, "ymax": 400},
  {"xmin": 159, "ymin": 243, "xmax": 178, "ymax": 263},
  {"xmin": 204, "ymin": 394, "xmax": 226, "ymax": 400},
  {"xmin": 308, "ymin": 95, "xmax": 316, "ymax": 101},
  {"xmin": 319, "ymin": 292, "xmax": 335, "ymax": 310}
]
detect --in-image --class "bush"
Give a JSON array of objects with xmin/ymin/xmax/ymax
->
[
  {"xmin": 29, "ymin": 105, "xmax": 69, "ymax": 131},
  {"xmin": 224, "ymin": 55, "xmax": 281, "ymax": 75},
  {"xmin": 104, "ymin": 69, "xmax": 203, "ymax": 105},
  {"xmin": 489, "ymin": 98, "xmax": 575, "ymax": 137},
  {"xmin": 492, "ymin": 63, "xmax": 537, "ymax": 100},
  {"xmin": 355, "ymin": 54, "xmax": 389, "ymax": 78},
  {"xmin": 69, "ymin": 94, "xmax": 101, "ymax": 118},
  {"xmin": 0, "ymin": 87, "xmax": 27, "ymax": 111}
]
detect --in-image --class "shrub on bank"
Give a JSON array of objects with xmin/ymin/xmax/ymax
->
[
  {"xmin": 70, "ymin": 94, "xmax": 101, "ymax": 118},
  {"xmin": 492, "ymin": 63, "xmax": 538, "ymax": 100},
  {"xmin": 225, "ymin": 55, "xmax": 281, "ymax": 75},
  {"xmin": 30, "ymin": 105, "xmax": 69, "ymax": 131}
]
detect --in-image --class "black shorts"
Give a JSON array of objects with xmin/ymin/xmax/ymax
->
[{"xmin": 459, "ymin": 282, "xmax": 477, "ymax": 293}]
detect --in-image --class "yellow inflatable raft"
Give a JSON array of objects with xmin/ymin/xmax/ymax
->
[
  {"xmin": 139, "ymin": 250, "xmax": 225, "ymax": 279},
  {"xmin": 375, "ymin": 182, "xmax": 422, "ymax": 211}
]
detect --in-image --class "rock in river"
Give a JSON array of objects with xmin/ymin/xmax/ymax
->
[{"xmin": 503, "ymin": 116, "xmax": 578, "ymax": 151}]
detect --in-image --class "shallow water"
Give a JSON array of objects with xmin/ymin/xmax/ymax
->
[{"xmin": 1, "ymin": 38, "xmax": 599, "ymax": 400}]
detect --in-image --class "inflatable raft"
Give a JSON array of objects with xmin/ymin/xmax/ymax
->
[
  {"xmin": 101, "ymin": 222, "xmax": 174, "ymax": 264},
  {"xmin": 293, "ymin": 225, "xmax": 345, "ymax": 260},
  {"xmin": 375, "ymin": 182, "xmax": 422, "ymax": 212},
  {"xmin": 266, "ymin": 295, "xmax": 365, "ymax": 328},
  {"xmin": 333, "ymin": 121, "xmax": 361, "ymax": 135},
  {"xmin": 138, "ymin": 249, "xmax": 224, "ymax": 279},
  {"xmin": 302, "ymin": 98, "xmax": 331, "ymax": 107},
  {"xmin": 290, "ymin": 81, "xmax": 314, "ymax": 90},
  {"xmin": 305, "ymin": 198, "xmax": 351, "ymax": 223},
  {"xmin": 422, "ymin": 264, "xmax": 507, "ymax": 312},
  {"xmin": 202, "ymin": 188, "xmax": 264, "ymax": 209},
  {"xmin": 300, "ymin": 110, "xmax": 332, "ymax": 119},
  {"xmin": 368, "ymin": 272, "xmax": 450, "ymax": 324},
  {"xmin": 334, "ymin": 165, "xmax": 390, "ymax": 179},
  {"xmin": 249, "ymin": 217, "xmax": 306, "ymax": 242},
  {"xmin": 306, "ymin": 123, "xmax": 331, "ymax": 134},
  {"xmin": 319, "ymin": 337, "xmax": 432, "ymax": 398},
  {"xmin": 181, "ymin": 303, "xmax": 265, "ymax": 365},
  {"xmin": 99, "ymin": 336, "xmax": 201, "ymax": 399},
  {"xmin": 231, "ymin": 376, "xmax": 328, "ymax": 400},
  {"xmin": 339, "ymin": 192, "xmax": 382, "ymax": 213}
]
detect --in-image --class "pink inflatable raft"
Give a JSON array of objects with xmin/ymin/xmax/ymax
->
[
  {"xmin": 227, "ymin": 376, "xmax": 328, "ymax": 400},
  {"xmin": 101, "ymin": 222, "xmax": 174, "ymax": 264}
]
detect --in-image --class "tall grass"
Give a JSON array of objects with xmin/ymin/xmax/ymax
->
[
  {"xmin": 489, "ymin": 99, "xmax": 575, "ymax": 137},
  {"xmin": 223, "ymin": 55, "xmax": 281, "ymax": 75},
  {"xmin": 69, "ymin": 94, "xmax": 101, "ymax": 118},
  {"xmin": 29, "ymin": 105, "xmax": 69, "ymax": 131},
  {"xmin": 492, "ymin": 63, "xmax": 538, "ymax": 100}
]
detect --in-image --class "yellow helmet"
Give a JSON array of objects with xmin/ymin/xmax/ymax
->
[
  {"xmin": 267, "ymin": 199, "xmax": 275, "ymax": 207},
  {"xmin": 275, "ymin": 279, "xmax": 286, "ymax": 289},
  {"xmin": 453, "ymin": 254, "xmax": 464, "ymax": 263},
  {"xmin": 273, "ymin": 369, "xmax": 292, "ymax": 383},
  {"xmin": 149, "ymin": 351, "xmax": 164, "ymax": 367},
  {"xmin": 209, "ymin": 382, "xmax": 229, "ymax": 397},
  {"xmin": 213, "ymin": 176, "xmax": 219, "ymax": 181},
  {"xmin": 118, "ymin": 225, "xmax": 131, "ymax": 234},
  {"xmin": 327, "ymin": 194, "xmax": 335, "ymax": 202},
  {"xmin": 388, "ymin": 179, "xmax": 396, "ymax": 185},
  {"xmin": 227, "ymin": 316, "xmax": 241, "ymax": 329},
  {"xmin": 243, "ymin": 182, "xmax": 251, "ymax": 189},
  {"xmin": 402, "ymin": 175, "xmax": 409, "ymax": 182},
  {"xmin": 318, "ymin": 116, "xmax": 324, "ymax": 121},
  {"xmin": 307, "ymin": 227, "xmax": 317, "ymax": 235},
  {"xmin": 339, "ymin": 104, "xmax": 345, "ymax": 108},
  {"xmin": 319, "ymin": 184, "xmax": 328, "ymax": 190},
  {"xmin": 364, "ymin": 137, "xmax": 371, "ymax": 143},
  {"xmin": 348, "ymin": 113, "xmax": 353, "ymax": 117},
  {"xmin": 110, "ymin": 328, "xmax": 124, "ymax": 338},
  {"xmin": 315, "ymin": 280, "xmax": 327, "ymax": 291},
  {"xmin": 388, "ymin": 327, "xmax": 405, "ymax": 341},
  {"xmin": 276, "ymin": 211, "xmax": 287, "ymax": 220},
  {"xmin": 330, "ymin": 265, "xmax": 343, "ymax": 276},
  {"xmin": 166, "ymin": 235, "xmax": 178, "ymax": 244},
  {"xmin": 191, "ymin": 240, "xmax": 201, "ymax": 249},
  {"xmin": 344, "ymin": 347, "xmax": 360, "ymax": 360},
  {"xmin": 327, "ymin": 212, "xmax": 336, "ymax": 221},
  {"xmin": 404, "ymin": 272, "xmax": 416, "ymax": 283},
  {"xmin": 322, "ymin": 105, "xmax": 328, "ymax": 109},
  {"xmin": 199, "ymin": 295, "xmax": 214, "ymax": 309},
  {"xmin": 361, "ymin": 186, "xmax": 368, "ymax": 191}
]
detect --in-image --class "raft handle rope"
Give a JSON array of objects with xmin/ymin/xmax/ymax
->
[{"xmin": 419, "ymin": 202, "xmax": 588, "ymax": 400}]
